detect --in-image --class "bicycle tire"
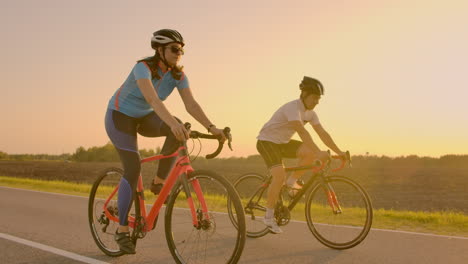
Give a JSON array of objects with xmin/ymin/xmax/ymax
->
[
  {"xmin": 88, "ymin": 167, "xmax": 140, "ymax": 256},
  {"xmin": 305, "ymin": 175, "xmax": 373, "ymax": 249},
  {"xmin": 229, "ymin": 173, "xmax": 270, "ymax": 238},
  {"xmin": 165, "ymin": 170, "xmax": 246, "ymax": 264}
]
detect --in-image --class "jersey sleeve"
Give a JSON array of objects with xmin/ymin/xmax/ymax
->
[
  {"xmin": 133, "ymin": 62, "xmax": 152, "ymax": 80},
  {"xmin": 283, "ymin": 101, "xmax": 302, "ymax": 122},
  {"xmin": 308, "ymin": 111, "xmax": 321, "ymax": 125},
  {"xmin": 176, "ymin": 72, "xmax": 190, "ymax": 89}
]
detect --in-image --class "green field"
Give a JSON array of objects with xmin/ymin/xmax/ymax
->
[{"xmin": 1, "ymin": 175, "xmax": 467, "ymax": 237}]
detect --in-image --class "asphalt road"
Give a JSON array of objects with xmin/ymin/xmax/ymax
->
[{"xmin": 1, "ymin": 186, "xmax": 467, "ymax": 264}]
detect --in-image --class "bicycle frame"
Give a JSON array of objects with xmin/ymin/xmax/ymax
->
[
  {"xmin": 102, "ymin": 146, "xmax": 209, "ymax": 232},
  {"xmin": 254, "ymin": 155, "xmax": 348, "ymax": 215},
  {"xmin": 286, "ymin": 156, "xmax": 347, "ymax": 213}
]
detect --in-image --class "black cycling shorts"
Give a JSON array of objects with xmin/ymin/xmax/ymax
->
[{"xmin": 256, "ymin": 139, "xmax": 302, "ymax": 169}]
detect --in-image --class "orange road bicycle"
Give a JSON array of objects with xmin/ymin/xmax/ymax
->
[
  {"xmin": 228, "ymin": 151, "xmax": 372, "ymax": 249},
  {"xmin": 88, "ymin": 124, "xmax": 246, "ymax": 263}
]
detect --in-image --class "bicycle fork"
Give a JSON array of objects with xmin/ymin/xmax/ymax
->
[
  {"xmin": 180, "ymin": 173, "xmax": 211, "ymax": 229},
  {"xmin": 322, "ymin": 180, "xmax": 342, "ymax": 214}
]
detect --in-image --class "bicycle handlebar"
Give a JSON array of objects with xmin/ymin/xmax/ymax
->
[
  {"xmin": 330, "ymin": 150, "xmax": 352, "ymax": 172},
  {"xmin": 311, "ymin": 150, "xmax": 352, "ymax": 172},
  {"xmin": 184, "ymin": 123, "xmax": 233, "ymax": 159}
]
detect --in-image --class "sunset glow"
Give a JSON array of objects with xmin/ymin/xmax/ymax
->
[{"xmin": 1, "ymin": 0, "xmax": 467, "ymax": 157}]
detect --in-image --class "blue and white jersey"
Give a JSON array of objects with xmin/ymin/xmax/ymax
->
[{"xmin": 108, "ymin": 61, "xmax": 190, "ymax": 117}]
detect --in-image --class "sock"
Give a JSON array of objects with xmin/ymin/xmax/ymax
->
[{"xmin": 266, "ymin": 208, "xmax": 274, "ymax": 219}]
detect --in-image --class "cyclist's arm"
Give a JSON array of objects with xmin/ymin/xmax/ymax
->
[
  {"xmin": 178, "ymin": 88, "xmax": 213, "ymax": 129},
  {"xmin": 136, "ymin": 79, "xmax": 180, "ymax": 127},
  {"xmin": 289, "ymin": 120, "xmax": 321, "ymax": 153},
  {"xmin": 312, "ymin": 123, "xmax": 344, "ymax": 155}
]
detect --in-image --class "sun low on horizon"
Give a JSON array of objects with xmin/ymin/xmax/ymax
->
[{"xmin": 1, "ymin": 0, "xmax": 467, "ymax": 158}]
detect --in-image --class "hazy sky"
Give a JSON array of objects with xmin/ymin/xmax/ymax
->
[{"xmin": 1, "ymin": 0, "xmax": 467, "ymax": 157}]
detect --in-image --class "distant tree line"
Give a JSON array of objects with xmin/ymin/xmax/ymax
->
[
  {"xmin": 0, "ymin": 145, "xmax": 467, "ymax": 167},
  {"xmin": 0, "ymin": 143, "xmax": 161, "ymax": 162},
  {"xmin": 0, "ymin": 151, "xmax": 71, "ymax": 161},
  {"xmin": 70, "ymin": 143, "xmax": 161, "ymax": 162},
  {"xmin": 349, "ymin": 154, "xmax": 468, "ymax": 168}
]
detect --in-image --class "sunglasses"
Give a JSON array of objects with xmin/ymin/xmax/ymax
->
[{"xmin": 167, "ymin": 46, "xmax": 184, "ymax": 55}]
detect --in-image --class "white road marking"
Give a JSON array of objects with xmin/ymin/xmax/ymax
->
[
  {"xmin": 369, "ymin": 227, "xmax": 468, "ymax": 240},
  {"xmin": 0, "ymin": 232, "xmax": 109, "ymax": 264}
]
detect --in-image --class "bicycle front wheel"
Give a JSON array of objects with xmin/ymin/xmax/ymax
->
[
  {"xmin": 230, "ymin": 173, "xmax": 270, "ymax": 238},
  {"xmin": 305, "ymin": 175, "xmax": 373, "ymax": 249},
  {"xmin": 88, "ymin": 167, "xmax": 139, "ymax": 256},
  {"xmin": 165, "ymin": 170, "xmax": 246, "ymax": 264}
]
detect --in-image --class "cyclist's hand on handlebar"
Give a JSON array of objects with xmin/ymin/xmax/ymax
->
[
  {"xmin": 209, "ymin": 127, "xmax": 226, "ymax": 142},
  {"xmin": 171, "ymin": 123, "xmax": 189, "ymax": 141}
]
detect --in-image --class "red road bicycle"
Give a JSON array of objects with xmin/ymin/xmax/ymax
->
[{"xmin": 88, "ymin": 124, "xmax": 246, "ymax": 263}]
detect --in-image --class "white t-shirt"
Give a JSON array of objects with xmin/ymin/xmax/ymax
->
[{"xmin": 257, "ymin": 99, "xmax": 320, "ymax": 144}]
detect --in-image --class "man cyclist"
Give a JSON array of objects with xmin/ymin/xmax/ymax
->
[{"xmin": 256, "ymin": 76, "xmax": 346, "ymax": 233}]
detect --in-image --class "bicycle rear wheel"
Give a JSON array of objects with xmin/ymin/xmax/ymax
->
[
  {"xmin": 165, "ymin": 170, "xmax": 246, "ymax": 264},
  {"xmin": 305, "ymin": 175, "xmax": 373, "ymax": 249},
  {"xmin": 229, "ymin": 173, "xmax": 270, "ymax": 238},
  {"xmin": 88, "ymin": 167, "xmax": 139, "ymax": 256}
]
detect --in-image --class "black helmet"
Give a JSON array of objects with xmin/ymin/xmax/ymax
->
[
  {"xmin": 151, "ymin": 29, "xmax": 184, "ymax": 49},
  {"xmin": 300, "ymin": 76, "xmax": 324, "ymax": 95}
]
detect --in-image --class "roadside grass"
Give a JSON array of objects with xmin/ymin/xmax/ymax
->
[
  {"xmin": 0, "ymin": 175, "xmax": 92, "ymax": 196},
  {"xmin": 1, "ymin": 176, "xmax": 467, "ymax": 237}
]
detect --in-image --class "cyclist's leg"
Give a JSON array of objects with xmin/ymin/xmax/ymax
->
[
  {"xmin": 257, "ymin": 140, "xmax": 285, "ymax": 208},
  {"xmin": 105, "ymin": 109, "xmax": 141, "ymax": 253},
  {"xmin": 156, "ymin": 119, "xmax": 179, "ymax": 181},
  {"xmin": 256, "ymin": 140, "xmax": 285, "ymax": 233},
  {"xmin": 105, "ymin": 110, "xmax": 141, "ymax": 226},
  {"xmin": 137, "ymin": 112, "xmax": 180, "ymax": 193},
  {"xmin": 114, "ymin": 148, "xmax": 140, "ymax": 229},
  {"xmin": 282, "ymin": 140, "xmax": 314, "ymax": 186},
  {"xmin": 113, "ymin": 162, "xmax": 138, "ymax": 254}
]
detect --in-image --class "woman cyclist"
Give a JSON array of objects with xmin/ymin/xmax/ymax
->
[{"xmin": 105, "ymin": 29, "xmax": 226, "ymax": 254}]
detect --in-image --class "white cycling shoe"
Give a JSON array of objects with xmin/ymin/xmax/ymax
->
[{"xmin": 263, "ymin": 217, "xmax": 283, "ymax": 234}]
